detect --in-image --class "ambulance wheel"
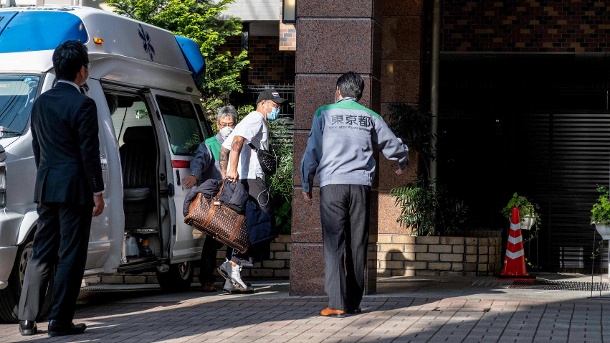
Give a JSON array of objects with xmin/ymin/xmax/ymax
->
[
  {"xmin": 0, "ymin": 237, "xmax": 53, "ymax": 323},
  {"xmin": 156, "ymin": 261, "xmax": 193, "ymax": 292}
]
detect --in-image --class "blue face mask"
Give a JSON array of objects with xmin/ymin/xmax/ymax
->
[{"xmin": 267, "ymin": 106, "xmax": 280, "ymax": 121}]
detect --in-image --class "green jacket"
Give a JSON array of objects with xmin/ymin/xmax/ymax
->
[{"xmin": 205, "ymin": 135, "xmax": 221, "ymax": 161}]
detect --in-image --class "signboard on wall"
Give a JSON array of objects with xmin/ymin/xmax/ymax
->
[{"xmin": 279, "ymin": 1, "xmax": 295, "ymax": 51}]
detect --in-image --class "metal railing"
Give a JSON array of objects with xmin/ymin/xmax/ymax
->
[
  {"xmin": 240, "ymin": 84, "xmax": 295, "ymax": 116},
  {"xmin": 234, "ymin": 84, "xmax": 295, "ymax": 146}
]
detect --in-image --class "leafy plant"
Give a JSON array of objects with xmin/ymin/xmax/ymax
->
[
  {"xmin": 185, "ymin": 132, "xmax": 202, "ymax": 155},
  {"xmin": 501, "ymin": 193, "xmax": 541, "ymax": 245},
  {"xmin": 501, "ymin": 193, "xmax": 540, "ymax": 222},
  {"xmin": 236, "ymin": 104, "xmax": 254, "ymax": 122},
  {"xmin": 390, "ymin": 178, "xmax": 467, "ymax": 236},
  {"xmin": 268, "ymin": 119, "xmax": 293, "ymax": 234},
  {"xmin": 387, "ymin": 103, "xmax": 466, "ymax": 236},
  {"xmin": 273, "ymin": 201, "xmax": 292, "ymax": 235},
  {"xmin": 590, "ymin": 186, "xmax": 610, "ymax": 225}
]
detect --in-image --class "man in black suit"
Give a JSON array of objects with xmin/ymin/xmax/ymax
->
[{"xmin": 17, "ymin": 40, "xmax": 105, "ymax": 337}]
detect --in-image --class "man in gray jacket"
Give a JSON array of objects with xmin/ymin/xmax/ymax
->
[{"xmin": 300, "ymin": 71, "xmax": 409, "ymax": 317}]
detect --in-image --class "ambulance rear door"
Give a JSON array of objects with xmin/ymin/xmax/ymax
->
[{"xmin": 147, "ymin": 89, "xmax": 211, "ymax": 263}]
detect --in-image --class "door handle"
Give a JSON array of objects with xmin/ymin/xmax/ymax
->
[{"xmin": 99, "ymin": 154, "xmax": 108, "ymax": 169}]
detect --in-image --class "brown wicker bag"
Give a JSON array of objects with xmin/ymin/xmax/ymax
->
[{"xmin": 184, "ymin": 191, "xmax": 249, "ymax": 254}]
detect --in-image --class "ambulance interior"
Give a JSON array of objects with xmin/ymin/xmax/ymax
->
[{"xmin": 108, "ymin": 93, "xmax": 161, "ymax": 264}]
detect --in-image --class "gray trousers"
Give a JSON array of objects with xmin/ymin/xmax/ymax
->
[{"xmin": 320, "ymin": 184, "xmax": 370, "ymax": 311}]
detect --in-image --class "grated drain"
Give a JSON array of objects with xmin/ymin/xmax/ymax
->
[
  {"xmin": 510, "ymin": 279, "xmax": 610, "ymax": 291},
  {"xmin": 471, "ymin": 278, "xmax": 610, "ymax": 291}
]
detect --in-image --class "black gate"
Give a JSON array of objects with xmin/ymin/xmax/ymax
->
[{"xmin": 439, "ymin": 53, "xmax": 610, "ymax": 273}]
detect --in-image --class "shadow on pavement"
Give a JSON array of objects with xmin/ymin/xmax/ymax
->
[{"xmin": 3, "ymin": 274, "xmax": 609, "ymax": 342}]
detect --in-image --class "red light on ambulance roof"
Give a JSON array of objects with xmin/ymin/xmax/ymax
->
[{"xmin": 93, "ymin": 37, "xmax": 104, "ymax": 44}]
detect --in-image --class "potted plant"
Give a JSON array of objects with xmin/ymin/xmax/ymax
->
[
  {"xmin": 391, "ymin": 177, "xmax": 467, "ymax": 236},
  {"xmin": 590, "ymin": 186, "xmax": 610, "ymax": 239},
  {"xmin": 387, "ymin": 103, "xmax": 468, "ymax": 236},
  {"xmin": 501, "ymin": 193, "xmax": 540, "ymax": 230}
]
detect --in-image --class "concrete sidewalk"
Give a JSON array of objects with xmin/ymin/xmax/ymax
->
[{"xmin": 2, "ymin": 273, "xmax": 610, "ymax": 342}]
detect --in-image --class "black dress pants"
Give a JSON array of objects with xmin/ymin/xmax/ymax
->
[
  {"xmin": 320, "ymin": 184, "xmax": 370, "ymax": 311},
  {"xmin": 199, "ymin": 237, "xmax": 232, "ymax": 284},
  {"xmin": 18, "ymin": 202, "xmax": 92, "ymax": 323}
]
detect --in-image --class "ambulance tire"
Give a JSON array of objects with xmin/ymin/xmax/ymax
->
[
  {"xmin": 0, "ymin": 237, "xmax": 53, "ymax": 323},
  {"xmin": 156, "ymin": 261, "xmax": 193, "ymax": 292}
]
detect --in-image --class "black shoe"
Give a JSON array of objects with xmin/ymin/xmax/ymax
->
[
  {"xmin": 48, "ymin": 320, "xmax": 86, "ymax": 337},
  {"xmin": 225, "ymin": 287, "xmax": 255, "ymax": 294},
  {"xmin": 346, "ymin": 307, "xmax": 362, "ymax": 315},
  {"xmin": 19, "ymin": 320, "xmax": 37, "ymax": 336}
]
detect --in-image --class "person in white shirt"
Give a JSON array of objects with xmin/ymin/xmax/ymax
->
[{"xmin": 217, "ymin": 89, "xmax": 286, "ymax": 292}]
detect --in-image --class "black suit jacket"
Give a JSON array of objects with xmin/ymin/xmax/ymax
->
[{"xmin": 31, "ymin": 82, "xmax": 104, "ymax": 205}]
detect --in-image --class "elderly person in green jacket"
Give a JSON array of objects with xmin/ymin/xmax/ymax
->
[{"xmin": 183, "ymin": 105, "xmax": 245, "ymax": 294}]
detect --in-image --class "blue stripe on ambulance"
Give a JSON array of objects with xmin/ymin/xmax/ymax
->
[
  {"xmin": 0, "ymin": 11, "xmax": 88, "ymax": 53},
  {"xmin": 0, "ymin": 12, "xmax": 18, "ymax": 36}
]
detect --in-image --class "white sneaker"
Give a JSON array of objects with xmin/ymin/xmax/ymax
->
[
  {"xmin": 222, "ymin": 279, "xmax": 255, "ymax": 294},
  {"xmin": 242, "ymin": 284, "xmax": 255, "ymax": 293},
  {"xmin": 217, "ymin": 259, "xmax": 231, "ymax": 280},
  {"xmin": 229, "ymin": 264, "xmax": 248, "ymax": 291},
  {"xmin": 222, "ymin": 279, "xmax": 234, "ymax": 294}
]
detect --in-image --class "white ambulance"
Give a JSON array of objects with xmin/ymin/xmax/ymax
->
[{"xmin": 0, "ymin": 6, "xmax": 211, "ymax": 322}]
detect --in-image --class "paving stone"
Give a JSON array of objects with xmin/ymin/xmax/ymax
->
[{"xmin": 4, "ymin": 274, "xmax": 610, "ymax": 342}]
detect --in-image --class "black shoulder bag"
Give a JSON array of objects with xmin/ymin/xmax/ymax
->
[{"xmin": 248, "ymin": 142, "xmax": 278, "ymax": 175}]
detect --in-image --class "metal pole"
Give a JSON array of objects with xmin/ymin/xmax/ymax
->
[{"xmin": 430, "ymin": 0, "xmax": 440, "ymax": 188}]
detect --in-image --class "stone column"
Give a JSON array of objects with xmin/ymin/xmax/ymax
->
[
  {"xmin": 291, "ymin": 0, "xmax": 382, "ymax": 296},
  {"xmin": 378, "ymin": 2, "xmax": 423, "ymax": 233}
]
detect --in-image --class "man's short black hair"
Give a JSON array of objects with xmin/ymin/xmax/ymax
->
[
  {"xmin": 337, "ymin": 71, "xmax": 364, "ymax": 101},
  {"xmin": 52, "ymin": 40, "xmax": 89, "ymax": 82}
]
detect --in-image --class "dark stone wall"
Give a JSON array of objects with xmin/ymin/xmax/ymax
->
[
  {"xmin": 442, "ymin": 1, "xmax": 610, "ymax": 52},
  {"xmin": 292, "ymin": 0, "xmax": 383, "ymax": 296},
  {"xmin": 219, "ymin": 36, "xmax": 295, "ymax": 85}
]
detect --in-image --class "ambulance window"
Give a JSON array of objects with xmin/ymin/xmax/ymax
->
[
  {"xmin": 0, "ymin": 75, "xmax": 39, "ymax": 136},
  {"xmin": 194, "ymin": 104, "xmax": 213, "ymax": 139},
  {"xmin": 155, "ymin": 95, "xmax": 202, "ymax": 156},
  {"xmin": 109, "ymin": 95, "xmax": 151, "ymax": 147}
]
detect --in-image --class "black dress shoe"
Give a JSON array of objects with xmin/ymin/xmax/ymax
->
[
  {"xmin": 19, "ymin": 320, "xmax": 37, "ymax": 336},
  {"xmin": 346, "ymin": 307, "xmax": 362, "ymax": 315},
  {"xmin": 48, "ymin": 320, "xmax": 86, "ymax": 337}
]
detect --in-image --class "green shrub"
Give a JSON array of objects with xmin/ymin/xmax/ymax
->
[
  {"xmin": 501, "ymin": 193, "xmax": 539, "ymax": 221},
  {"xmin": 391, "ymin": 178, "xmax": 467, "ymax": 236},
  {"xmin": 591, "ymin": 186, "xmax": 610, "ymax": 225},
  {"xmin": 268, "ymin": 119, "xmax": 293, "ymax": 234}
]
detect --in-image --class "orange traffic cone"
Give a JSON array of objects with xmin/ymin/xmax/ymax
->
[{"xmin": 497, "ymin": 206, "xmax": 535, "ymax": 280}]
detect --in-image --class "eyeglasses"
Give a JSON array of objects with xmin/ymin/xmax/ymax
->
[
  {"xmin": 83, "ymin": 63, "xmax": 90, "ymax": 70},
  {"xmin": 218, "ymin": 122, "xmax": 235, "ymax": 128}
]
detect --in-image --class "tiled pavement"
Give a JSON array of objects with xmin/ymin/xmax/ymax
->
[{"xmin": 1, "ymin": 273, "xmax": 609, "ymax": 343}]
